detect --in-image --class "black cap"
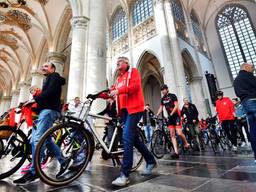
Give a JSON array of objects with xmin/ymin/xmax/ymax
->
[
  {"xmin": 160, "ymin": 84, "xmax": 168, "ymax": 90},
  {"xmin": 216, "ymin": 90, "xmax": 223, "ymax": 96}
]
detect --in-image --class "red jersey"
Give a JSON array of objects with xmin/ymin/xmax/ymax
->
[
  {"xmin": 215, "ymin": 97, "xmax": 235, "ymax": 121},
  {"xmin": 114, "ymin": 68, "xmax": 144, "ymax": 115}
]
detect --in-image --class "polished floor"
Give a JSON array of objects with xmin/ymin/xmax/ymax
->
[{"xmin": 0, "ymin": 148, "xmax": 256, "ymax": 192}]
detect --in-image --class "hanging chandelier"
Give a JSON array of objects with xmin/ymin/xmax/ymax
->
[{"xmin": 0, "ymin": 0, "xmax": 26, "ymax": 8}]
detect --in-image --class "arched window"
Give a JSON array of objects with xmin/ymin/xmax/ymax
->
[
  {"xmin": 171, "ymin": 0, "xmax": 188, "ymax": 40},
  {"xmin": 111, "ymin": 8, "xmax": 128, "ymax": 41},
  {"xmin": 216, "ymin": 4, "xmax": 256, "ymax": 78},
  {"xmin": 191, "ymin": 10, "xmax": 206, "ymax": 54},
  {"xmin": 132, "ymin": 0, "xmax": 153, "ymax": 26}
]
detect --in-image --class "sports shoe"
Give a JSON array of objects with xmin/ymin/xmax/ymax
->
[
  {"xmin": 112, "ymin": 174, "xmax": 130, "ymax": 186},
  {"xmin": 21, "ymin": 162, "xmax": 47, "ymax": 174},
  {"xmin": 56, "ymin": 158, "xmax": 71, "ymax": 178},
  {"xmin": 13, "ymin": 171, "xmax": 38, "ymax": 185},
  {"xmin": 21, "ymin": 163, "xmax": 32, "ymax": 172},
  {"xmin": 171, "ymin": 153, "xmax": 179, "ymax": 159},
  {"xmin": 140, "ymin": 162, "xmax": 157, "ymax": 176}
]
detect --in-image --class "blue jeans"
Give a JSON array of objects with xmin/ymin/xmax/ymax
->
[
  {"xmin": 121, "ymin": 110, "xmax": 156, "ymax": 177},
  {"xmin": 144, "ymin": 125, "xmax": 153, "ymax": 143},
  {"xmin": 30, "ymin": 109, "xmax": 63, "ymax": 174},
  {"xmin": 242, "ymin": 99, "xmax": 256, "ymax": 159}
]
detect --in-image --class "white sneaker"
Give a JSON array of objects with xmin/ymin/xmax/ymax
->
[
  {"xmin": 240, "ymin": 142, "xmax": 246, "ymax": 147},
  {"xmin": 112, "ymin": 175, "xmax": 130, "ymax": 186},
  {"xmin": 254, "ymin": 160, "xmax": 256, "ymax": 164}
]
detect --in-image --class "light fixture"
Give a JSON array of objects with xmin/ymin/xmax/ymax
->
[{"xmin": 0, "ymin": 0, "xmax": 26, "ymax": 8}]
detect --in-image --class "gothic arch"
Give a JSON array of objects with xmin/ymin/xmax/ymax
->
[{"xmin": 137, "ymin": 51, "xmax": 163, "ymax": 113}]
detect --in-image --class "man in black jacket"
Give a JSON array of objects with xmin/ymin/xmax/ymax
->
[
  {"xmin": 234, "ymin": 62, "xmax": 256, "ymax": 163},
  {"xmin": 14, "ymin": 62, "xmax": 66, "ymax": 184},
  {"xmin": 181, "ymin": 98, "xmax": 200, "ymax": 150},
  {"xmin": 142, "ymin": 104, "xmax": 155, "ymax": 144}
]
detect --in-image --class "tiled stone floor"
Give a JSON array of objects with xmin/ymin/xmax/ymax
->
[{"xmin": 0, "ymin": 150, "xmax": 256, "ymax": 192}]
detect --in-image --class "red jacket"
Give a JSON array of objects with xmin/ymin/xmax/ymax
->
[
  {"xmin": 216, "ymin": 97, "xmax": 235, "ymax": 121},
  {"xmin": 113, "ymin": 68, "xmax": 144, "ymax": 115}
]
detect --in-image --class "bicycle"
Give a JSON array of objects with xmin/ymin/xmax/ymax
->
[
  {"xmin": 0, "ymin": 104, "xmax": 33, "ymax": 180},
  {"xmin": 34, "ymin": 90, "xmax": 145, "ymax": 186},
  {"xmin": 150, "ymin": 117, "xmax": 174, "ymax": 159},
  {"xmin": 0, "ymin": 102, "xmax": 63, "ymax": 180}
]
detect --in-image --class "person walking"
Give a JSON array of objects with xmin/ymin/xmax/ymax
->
[
  {"xmin": 110, "ymin": 56, "xmax": 156, "ymax": 187},
  {"xmin": 234, "ymin": 62, "xmax": 256, "ymax": 163}
]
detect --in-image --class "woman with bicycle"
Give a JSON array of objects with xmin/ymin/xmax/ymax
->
[{"xmin": 110, "ymin": 56, "xmax": 156, "ymax": 187}]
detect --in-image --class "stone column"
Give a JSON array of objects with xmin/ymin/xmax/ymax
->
[
  {"xmin": 47, "ymin": 52, "xmax": 67, "ymax": 76},
  {"xmin": 67, "ymin": 16, "xmax": 89, "ymax": 101},
  {"xmin": 18, "ymin": 82, "xmax": 30, "ymax": 104},
  {"xmin": 153, "ymin": 0, "xmax": 177, "ymax": 94},
  {"xmin": 190, "ymin": 76, "xmax": 207, "ymax": 118},
  {"xmin": 85, "ymin": 0, "xmax": 107, "ymax": 96},
  {"xmin": 10, "ymin": 90, "xmax": 20, "ymax": 108},
  {"xmin": 85, "ymin": 0, "xmax": 107, "ymax": 113},
  {"xmin": 2, "ymin": 96, "xmax": 11, "ymax": 112},
  {"xmin": 31, "ymin": 71, "xmax": 44, "ymax": 88},
  {"xmin": 164, "ymin": 0, "xmax": 188, "ymax": 100},
  {"xmin": 0, "ymin": 100, "xmax": 5, "ymax": 115}
]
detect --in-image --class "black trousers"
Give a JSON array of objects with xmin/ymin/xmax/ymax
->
[
  {"xmin": 236, "ymin": 118, "xmax": 251, "ymax": 142},
  {"xmin": 222, "ymin": 120, "xmax": 237, "ymax": 146}
]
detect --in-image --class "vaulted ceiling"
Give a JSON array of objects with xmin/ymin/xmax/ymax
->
[{"xmin": 0, "ymin": 0, "xmax": 71, "ymax": 95}]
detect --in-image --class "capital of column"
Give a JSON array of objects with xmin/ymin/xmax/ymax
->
[
  {"xmin": 31, "ymin": 70, "xmax": 44, "ymax": 77},
  {"xmin": 71, "ymin": 16, "xmax": 89, "ymax": 29},
  {"xmin": 154, "ymin": 0, "xmax": 164, "ymax": 5},
  {"xmin": 191, "ymin": 76, "xmax": 203, "ymax": 82},
  {"xmin": 11, "ymin": 90, "xmax": 20, "ymax": 95},
  {"xmin": 19, "ymin": 82, "xmax": 30, "ymax": 87},
  {"xmin": 3, "ymin": 96, "xmax": 11, "ymax": 101},
  {"xmin": 47, "ymin": 52, "xmax": 67, "ymax": 64}
]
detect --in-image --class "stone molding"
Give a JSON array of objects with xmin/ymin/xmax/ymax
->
[{"xmin": 71, "ymin": 16, "xmax": 89, "ymax": 29}]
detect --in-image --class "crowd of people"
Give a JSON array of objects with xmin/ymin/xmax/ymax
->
[{"xmin": 2, "ymin": 56, "xmax": 255, "ymax": 187}]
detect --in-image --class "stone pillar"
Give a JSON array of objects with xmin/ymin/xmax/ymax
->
[
  {"xmin": 10, "ymin": 90, "xmax": 20, "ymax": 108},
  {"xmin": 164, "ymin": 0, "xmax": 188, "ymax": 101},
  {"xmin": 31, "ymin": 71, "xmax": 44, "ymax": 88},
  {"xmin": 18, "ymin": 82, "xmax": 30, "ymax": 104},
  {"xmin": 153, "ymin": 0, "xmax": 177, "ymax": 94},
  {"xmin": 85, "ymin": 0, "xmax": 107, "ymax": 113},
  {"xmin": 2, "ymin": 96, "xmax": 11, "ymax": 112},
  {"xmin": 85, "ymin": 0, "xmax": 107, "ymax": 96},
  {"xmin": 190, "ymin": 76, "xmax": 207, "ymax": 118},
  {"xmin": 67, "ymin": 16, "xmax": 89, "ymax": 101},
  {"xmin": 0, "ymin": 100, "xmax": 5, "ymax": 115},
  {"xmin": 47, "ymin": 52, "xmax": 67, "ymax": 76},
  {"xmin": 29, "ymin": 71, "xmax": 44, "ymax": 99}
]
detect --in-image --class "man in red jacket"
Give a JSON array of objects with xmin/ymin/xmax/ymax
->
[
  {"xmin": 110, "ymin": 56, "xmax": 156, "ymax": 186},
  {"xmin": 215, "ymin": 91, "xmax": 237, "ymax": 150}
]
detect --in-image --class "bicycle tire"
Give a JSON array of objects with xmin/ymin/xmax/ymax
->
[
  {"xmin": 35, "ymin": 122, "xmax": 93, "ymax": 186},
  {"xmin": 112, "ymin": 127, "xmax": 145, "ymax": 171},
  {"xmin": 0, "ymin": 126, "xmax": 29, "ymax": 180},
  {"xmin": 151, "ymin": 129, "xmax": 166, "ymax": 159}
]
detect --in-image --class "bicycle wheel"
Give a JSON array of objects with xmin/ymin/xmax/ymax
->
[
  {"xmin": 151, "ymin": 130, "xmax": 166, "ymax": 159},
  {"xmin": 35, "ymin": 122, "xmax": 93, "ymax": 186},
  {"xmin": 131, "ymin": 128, "xmax": 145, "ymax": 171},
  {"xmin": 0, "ymin": 126, "xmax": 29, "ymax": 180},
  {"xmin": 112, "ymin": 127, "xmax": 144, "ymax": 172}
]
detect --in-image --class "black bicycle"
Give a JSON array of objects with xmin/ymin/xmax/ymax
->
[{"xmin": 151, "ymin": 117, "xmax": 174, "ymax": 159}]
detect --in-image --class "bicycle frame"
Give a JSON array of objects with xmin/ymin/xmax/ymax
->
[{"xmin": 74, "ymin": 97, "xmax": 123, "ymax": 155}]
